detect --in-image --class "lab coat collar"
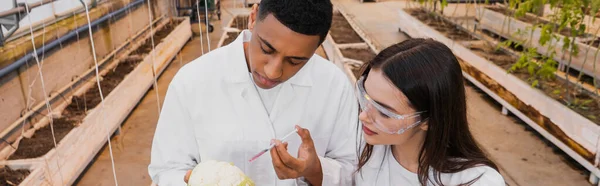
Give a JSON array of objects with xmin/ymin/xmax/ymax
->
[{"xmin": 225, "ymin": 30, "xmax": 313, "ymax": 87}]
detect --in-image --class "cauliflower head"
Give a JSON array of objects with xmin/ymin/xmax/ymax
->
[{"xmin": 187, "ymin": 160, "xmax": 255, "ymax": 186}]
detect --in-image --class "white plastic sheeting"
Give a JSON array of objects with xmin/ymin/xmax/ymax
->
[
  {"xmin": 0, "ymin": 0, "xmax": 93, "ymax": 38},
  {"xmin": 53, "ymin": 0, "xmax": 93, "ymax": 16}
]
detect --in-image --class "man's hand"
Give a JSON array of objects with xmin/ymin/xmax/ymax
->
[
  {"xmin": 184, "ymin": 170, "xmax": 192, "ymax": 183},
  {"xmin": 270, "ymin": 125, "xmax": 323, "ymax": 186}
]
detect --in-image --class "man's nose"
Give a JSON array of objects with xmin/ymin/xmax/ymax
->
[{"xmin": 264, "ymin": 58, "xmax": 283, "ymax": 79}]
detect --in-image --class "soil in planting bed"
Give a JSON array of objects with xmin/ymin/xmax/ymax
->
[
  {"xmin": 72, "ymin": 58, "xmax": 143, "ymax": 110},
  {"xmin": 9, "ymin": 118, "xmax": 76, "ymax": 160},
  {"xmin": 586, "ymin": 38, "xmax": 600, "ymax": 47},
  {"xmin": 409, "ymin": 8, "xmax": 600, "ymax": 125},
  {"xmin": 0, "ymin": 167, "xmax": 30, "ymax": 186},
  {"xmin": 330, "ymin": 12, "xmax": 364, "ymax": 44},
  {"xmin": 9, "ymin": 57, "xmax": 143, "ymax": 160},
  {"xmin": 7, "ymin": 25, "xmax": 163, "ymax": 159},
  {"xmin": 482, "ymin": 29, "xmax": 600, "ymax": 88},
  {"xmin": 407, "ymin": 9, "xmax": 477, "ymax": 41},
  {"xmin": 341, "ymin": 48, "xmax": 376, "ymax": 63},
  {"xmin": 340, "ymin": 48, "xmax": 376, "ymax": 77},
  {"xmin": 133, "ymin": 20, "xmax": 182, "ymax": 55},
  {"xmin": 468, "ymin": 42, "xmax": 516, "ymax": 69}
]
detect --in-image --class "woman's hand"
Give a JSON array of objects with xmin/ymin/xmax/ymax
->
[{"xmin": 270, "ymin": 125, "xmax": 323, "ymax": 186}]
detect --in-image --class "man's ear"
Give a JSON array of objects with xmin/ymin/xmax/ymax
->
[{"xmin": 248, "ymin": 4, "xmax": 259, "ymax": 31}]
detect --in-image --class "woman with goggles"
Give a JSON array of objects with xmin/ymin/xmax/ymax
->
[{"xmin": 354, "ymin": 38, "xmax": 505, "ymax": 186}]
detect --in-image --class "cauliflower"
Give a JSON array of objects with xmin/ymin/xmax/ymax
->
[{"xmin": 187, "ymin": 160, "xmax": 255, "ymax": 186}]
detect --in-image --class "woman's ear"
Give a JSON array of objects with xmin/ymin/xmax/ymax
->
[
  {"xmin": 248, "ymin": 4, "xmax": 259, "ymax": 31},
  {"xmin": 419, "ymin": 121, "xmax": 428, "ymax": 131}
]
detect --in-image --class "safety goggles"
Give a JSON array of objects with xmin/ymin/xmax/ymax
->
[{"xmin": 355, "ymin": 75, "xmax": 426, "ymax": 134}]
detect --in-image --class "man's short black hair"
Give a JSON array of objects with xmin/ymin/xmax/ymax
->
[{"xmin": 257, "ymin": 0, "xmax": 333, "ymax": 44}]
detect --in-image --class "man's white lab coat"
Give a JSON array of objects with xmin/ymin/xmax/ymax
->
[{"xmin": 148, "ymin": 30, "xmax": 359, "ymax": 186}]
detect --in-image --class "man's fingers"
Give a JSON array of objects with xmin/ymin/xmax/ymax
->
[
  {"xmin": 271, "ymin": 140, "xmax": 291, "ymax": 170},
  {"xmin": 272, "ymin": 141, "xmax": 295, "ymax": 169},
  {"xmin": 275, "ymin": 142, "xmax": 305, "ymax": 170},
  {"xmin": 184, "ymin": 170, "xmax": 192, "ymax": 183},
  {"xmin": 270, "ymin": 141, "xmax": 299, "ymax": 179},
  {"xmin": 270, "ymin": 140, "xmax": 282, "ymax": 164},
  {"xmin": 296, "ymin": 125, "xmax": 314, "ymax": 145},
  {"xmin": 282, "ymin": 142, "xmax": 288, "ymax": 149}
]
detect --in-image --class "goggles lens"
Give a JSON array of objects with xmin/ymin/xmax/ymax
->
[{"xmin": 355, "ymin": 76, "xmax": 426, "ymax": 134}]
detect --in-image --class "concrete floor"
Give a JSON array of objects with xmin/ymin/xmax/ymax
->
[{"xmin": 75, "ymin": 0, "xmax": 591, "ymax": 185}]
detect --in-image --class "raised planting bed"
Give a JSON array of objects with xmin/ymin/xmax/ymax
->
[
  {"xmin": 0, "ymin": 19, "xmax": 173, "ymax": 161},
  {"xmin": 0, "ymin": 15, "xmax": 170, "ymax": 157},
  {"xmin": 323, "ymin": 8, "xmax": 380, "ymax": 83},
  {"xmin": 322, "ymin": 34, "xmax": 356, "ymax": 83},
  {"xmin": 0, "ymin": 17, "xmax": 191, "ymax": 186},
  {"xmin": 330, "ymin": 12, "xmax": 364, "ymax": 44},
  {"xmin": 8, "ymin": 118, "xmax": 76, "ymax": 160},
  {"xmin": 218, "ymin": 14, "xmax": 249, "ymax": 47},
  {"xmin": 476, "ymin": 5, "xmax": 600, "ymax": 84},
  {"xmin": 339, "ymin": 46, "xmax": 376, "ymax": 78},
  {"xmin": 0, "ymin": 161, "xmax": 48, "ymax": 186},
  {"xmin": 6, "ymin": 56, "xmax": 142, "ymax": 160},
  {"xmin": 399, "ymin": 8, "xmax": 600, "ymax": 178}
]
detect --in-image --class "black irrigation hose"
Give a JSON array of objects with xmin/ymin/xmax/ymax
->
[{"xmin": 0, "ymin": 138, "xmax": 16, "ymax": 150}]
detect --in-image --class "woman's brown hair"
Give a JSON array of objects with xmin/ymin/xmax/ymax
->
[{"xmin": 356, "ymin": 38, "xmax": 499, "ymax": 185}]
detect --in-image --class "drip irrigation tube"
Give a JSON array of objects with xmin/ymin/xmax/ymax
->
[{"xmin": 0, "ymin": 0, "xmax": 145, "ymax": 79}]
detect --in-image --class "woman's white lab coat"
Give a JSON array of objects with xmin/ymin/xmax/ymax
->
[
  {"xmin": 148, "ymin": 30, "xmax": 359, "ymax": 186},
  {"xmin": 355, "ymin": 145, "xmax": 506, "ymax": 186}
]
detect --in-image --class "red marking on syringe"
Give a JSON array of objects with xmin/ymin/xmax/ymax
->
[{"xmin": 248, "ymin": 128, "xmax": 298, "ymax": 162}]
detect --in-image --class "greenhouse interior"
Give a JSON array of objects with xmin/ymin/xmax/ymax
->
[{"xmin": 0, "ymin": 0, "xmax": 599, "ymax": 185}]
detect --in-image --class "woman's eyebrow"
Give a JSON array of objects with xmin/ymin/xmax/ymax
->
[{"xmin": 373, "ymin": 99, "xmax": 399, "ymax": 113}]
